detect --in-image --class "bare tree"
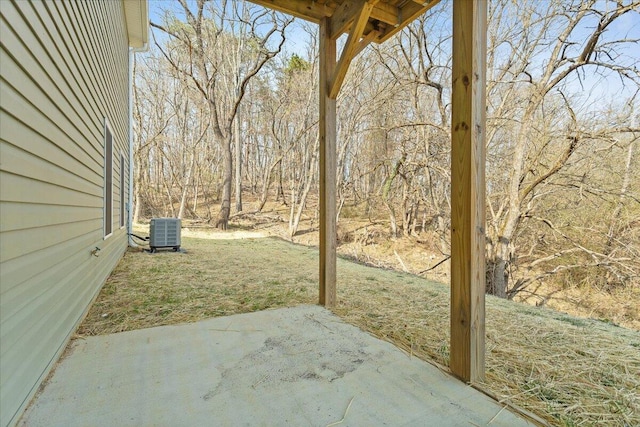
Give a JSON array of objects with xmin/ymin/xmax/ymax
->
[
  {"xmin": 151, "ymin": 0, "xmax": 290, "ymax": 229},
  {"xmin": 131, "ymin": 0, "xmax": 639, "ymax": 306},
  {"xmin": 483, "ymin": 0, "xmax": 640, "ymax": 297}
]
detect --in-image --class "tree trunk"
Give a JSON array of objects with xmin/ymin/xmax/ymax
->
[
  {"xmin": 258, "ymin": 157, "xmax": 282, "ymax": 212},
  {"xmin": 161, "ymin": 166, "xmax": 176, "ymax": 218},
  {"xmin": 276, "ymin": 163, "xmax": 286, "ymax": 205},
  {"xmin": 192, "ymin": 178, "xmax": 199, "ymax": 216},
  {"xmin": 133, "ymin": 156, "xmax": 143, "ymax": 223},
  {"xmin": 216, "ymin": 136, "xmax": 232, "ymax": 229},
  {"xmin": 382, "ymin": 153, "xmax": 406, "ymax": 238},
  {"xmin": 488, "ymin": 240, "xmax": 509, "ymax": 298},
  {"xmin": 387, "ymin": 205, "xmax": 398, "ymax": 238},
  {"xmin": 177, "ymin": 151, "xmax": 195, "ymax": 219},
  {"xmin": 234, "ymin": 115, "xmax": 243, "ymax": 212},
  {"xmin": 486, "ymin": 101, "xmax": 536, "ymax": 297},
  {"xmin": 606, "ymin": 139, "xmax": 634, "ymax": 251},
  {"xmin": 289, "ymin": 137, "xmax": 318, "ymax": 237}
]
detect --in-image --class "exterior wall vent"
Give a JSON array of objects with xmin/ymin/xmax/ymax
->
[{"xmin": 149, "ymin": 218, "xmax": 181, "ymax": 252}]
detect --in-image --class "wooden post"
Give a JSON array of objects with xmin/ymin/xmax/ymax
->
[
  {"xmin": 450, "ymin": 0, "xmax": 487, "ymax": 383},
  {"xmin": 319, "ymin": 17, "xmax": 337, "ymax": 307}
]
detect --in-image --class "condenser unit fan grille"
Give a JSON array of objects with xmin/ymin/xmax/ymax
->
[{"xmin": 149, "ymin": 218, "xmax": 181, "ymax": 252}]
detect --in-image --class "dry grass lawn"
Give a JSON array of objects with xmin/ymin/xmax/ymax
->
[{"xmin": 79, "ymin": 233, "xmax": 640, "ymax": 427}]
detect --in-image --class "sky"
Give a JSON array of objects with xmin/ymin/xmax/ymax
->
[
  {"xmin": 146, "ymin": 0, "xmax": 640, "ymax": 115},
  {"xmin": 148, "ymin": 0, "xmax": 314, "ymax": 56}
]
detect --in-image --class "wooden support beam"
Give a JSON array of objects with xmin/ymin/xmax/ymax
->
[
  {"xmin": 369, "ymin": 2, "xmax": 399, "ymax": 26},
  {"xmin": 246, "ymin": 0, "xmax": 331, "ymax": 23},
  {"xmin": 330, "ymin": 0, "xmax": 366, "ymax": 39},
  {"xmin": 331, "ymin": 0, "xmax": 392, "ymax": 39},
  {"xmin": 247, "ymin": 0, "xmax": 393, "ymax": 33},
  {"xmin": 450, "ymin": 0, "xmax": 487, "ymax": 383},
  {"xmin": 319, "ymin": 17, "xmax": 337, "ymax": 308},
  {"xmin": 353, "ymin": 30, "xmax": 380, "ymax": 58},
  {"xmin": 377, "ymin": 0, "xmax": 441, "ymax": 43},
  {"xmin": 247, "ymin": 0, "xmax": 440, "ymax": 41},
  {"xmin": 329, "ymin": 1, "xmax": 374, "ymax": 99}
]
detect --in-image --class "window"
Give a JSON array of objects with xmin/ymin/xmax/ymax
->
[
  {"xmin": 120, "ymin": 153, "xmax": 126, "ymax": 228},
  {"xmin": 104, "ymin": 120, "xmax": 113, "ymax": 237}
]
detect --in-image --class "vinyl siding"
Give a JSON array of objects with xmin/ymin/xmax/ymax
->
[{"xmin": 0, "ymin": 1, "xmax": 131, "ymax": 426}]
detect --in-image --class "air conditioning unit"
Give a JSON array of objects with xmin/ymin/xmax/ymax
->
[{"xmin": 149, "ymin": 218, "xmax": 181, "ymax": 252}]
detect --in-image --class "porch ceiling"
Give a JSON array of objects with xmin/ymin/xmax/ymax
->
[{"xmin": 248, "ymin": 0, "xmax": 441, "ymax": 43}]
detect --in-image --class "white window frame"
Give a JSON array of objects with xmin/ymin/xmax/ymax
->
[
  {"xmin": 104, "ymin": 118, "xmax": 114, "ymax": 239},
  {"xmin": 120, "ymin": 152, "xmax": 126, "ymax": 229}
]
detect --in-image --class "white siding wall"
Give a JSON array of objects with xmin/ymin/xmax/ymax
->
[{"xmin": 0, "ymin": 1, "xmax": 130, "ymax": 425}]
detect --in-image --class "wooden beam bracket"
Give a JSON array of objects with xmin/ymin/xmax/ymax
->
[
  {"xmin": 328, "ymin": 0, "xmax": 375, "ymax": 99},
  {"xmin": 330, "ymin": 0, "xmax": 364, "ymax": 39},
  {"xmin": 353, "ymin": 30, "xmax": 380, "ymax": 58}
]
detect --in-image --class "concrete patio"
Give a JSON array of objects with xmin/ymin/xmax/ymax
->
[{"xmin": 19, "ymin": 305, "xmax": 536, "ymax": 426}]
